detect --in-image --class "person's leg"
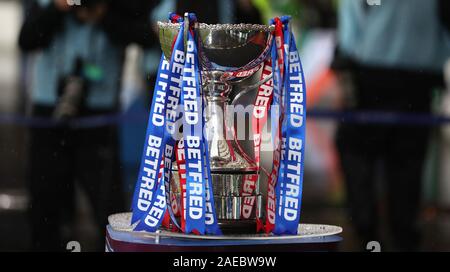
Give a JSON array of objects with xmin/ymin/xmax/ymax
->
[
  {"xmin": 74, "ymin": 125, "xmax": 124, "ymax": 251},
  {"xmin": 384, "ymin": 125, "xmax": 429, "ymax": 251},
  {"xmin": 383, "ymin": 79, "xmax": 433, "ymax": 251},
  {"xmin": 27, "ymin": 122, "xmax": 74, "ymax": 251},
  {"xmin": 335, "ymin": 71, "xmax": 386, "ymax": 248},
  {"xmin": 336, "ymin": 123, "xmax": 382, "ymax": 248}
]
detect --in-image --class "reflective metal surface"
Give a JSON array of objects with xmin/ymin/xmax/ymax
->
[
  {"xmin": 170, "ymin": 168, "xmax": 262, "ymax": 222},
  {"xmin": 158, "ymin": 19, "xmax": 274, "ymax": 232}
]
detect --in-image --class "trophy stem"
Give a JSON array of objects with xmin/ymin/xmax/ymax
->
[
  {"xmin": 203, "ymin": 82, "xmax": 261, "ymax": 233},
  {"xmin": 205, "ymin": 94, "xmax": 232, "ymax": 169}
]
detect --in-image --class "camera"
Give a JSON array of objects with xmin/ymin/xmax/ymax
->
[{"xmin": 53, "ymin": 57, "xmax": 88, "ymax": 121}]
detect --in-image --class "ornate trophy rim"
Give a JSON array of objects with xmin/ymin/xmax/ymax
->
[
  {"xmin": 157, "ymin": 20, "xmax": 274, "ymax": 73},
  {"xmin": 157, "ymin": 21, "xmax": 275, "ymax": 32}
]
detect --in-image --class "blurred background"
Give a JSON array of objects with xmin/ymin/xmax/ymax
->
[{"xmin": 0, "ymin": 0, "xmax": 450, "ymax": 251}]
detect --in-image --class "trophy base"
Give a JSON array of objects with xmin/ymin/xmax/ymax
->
[
  {"xmin": 106, "ymin": 213, "xmax": 344, "ymax": 252},
  {"xmin": 108, "ymin": 213, "xmax": 343, "ymax": 238},
  {"xmin": 171, "ymin": 165, "xmax": 262, "ymax": 222}
]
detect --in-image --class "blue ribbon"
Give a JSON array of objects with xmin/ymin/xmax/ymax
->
[
  {"xmin": 274, "ymin": 17, "xmax": 290, "ymax": 234},
  {"xmin": 133, "ymin": 16, "xmax": 187, "ymax": 231},
  {"xmin": 182, "ymin": 29, "xmax": 207, "ymax": 234},
  {"xmin": 131, "ymin": 55, "xmax": 170, "ymax": 226},
  {"xmin": 274, "ymin": 18, "xmax": 307, "ymax": 235},
  {"xmin": 180, "ymin": 13, "xmax": 220, "ymax": 235},
  {"xmin": 135, "ymin": 21, "xmax": 187, "ymax": 231},
  {"xmin": 161, "ymin": 21, "xmax": 186, "ymax": 231}
]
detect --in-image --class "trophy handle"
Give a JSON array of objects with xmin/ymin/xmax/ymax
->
[
  {"xmin": 228, "ymin": 122, "xmax": 271, "ymax": 178},
  {"xmin": 228, "ymin": 73, "xmax": 273, "ymax": 178},
  {"xmin": 229, "ymin": 72, "xmax": 273, "ymax": 105}
]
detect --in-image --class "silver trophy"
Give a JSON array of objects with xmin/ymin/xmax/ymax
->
[{"xmin": 158, "ymin": 14, "xmax": 274, "ymax": 233}]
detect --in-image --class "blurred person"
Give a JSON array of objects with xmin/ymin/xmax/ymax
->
[
  {"xmin": 333, "ymin": 0, "xmax": 450, "ymax": 251},
  {"xmin": 18, "ymin": 0, "xmax": 159, "ymax": 251}
]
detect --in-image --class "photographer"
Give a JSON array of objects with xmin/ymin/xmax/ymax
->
[{"xmin": 19, "ymin": 0, "xmax": 159, "ymax": 251}]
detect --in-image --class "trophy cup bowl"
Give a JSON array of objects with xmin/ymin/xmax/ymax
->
[{"xmin": 158, "ymin": 20, "xmax": 274, "ymax": 233}]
